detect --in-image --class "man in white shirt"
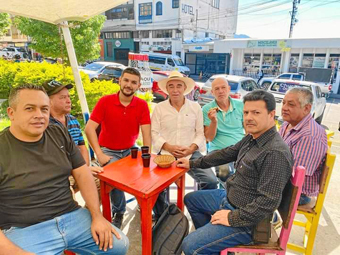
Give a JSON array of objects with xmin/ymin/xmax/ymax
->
[{"xmin": 151, "ymin": 71, "xmax": 218, "ymax": 217}]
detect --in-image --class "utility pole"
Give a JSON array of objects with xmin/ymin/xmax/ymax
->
[
  {"xmin": 289, "ymin": 0, "xmax": 300, "ymax": 38},
  {"xmin": 195, "ymin": 9, "xmax": 198, "ymax": 38}
]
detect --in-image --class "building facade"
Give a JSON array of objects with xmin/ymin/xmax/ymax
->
[
  {"xmin": 213, "ymin": 38, "xmax": 340, "ymax": 95},
  {"xmin": 101, "ymin": 0, "xmax": 238, "ymax": 62}
]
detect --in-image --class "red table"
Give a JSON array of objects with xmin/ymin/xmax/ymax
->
[{"xmin": 98, "ymin": 152, "xmax": 187, "ymax": 255}]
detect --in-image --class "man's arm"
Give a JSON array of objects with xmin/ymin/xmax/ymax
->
[
  {"xmin": 204, "ymin": 108, "xmax": 218, "ymax": 142},
  {"xmin": 188, "ymin": 142, "xmax": 240, "ymax": 169},
  {"xmin": 227, "ymin": 150, "xmax": 292, "ymax": 227},
  {"xmin": 140, "ymin": 124, "xmax": 151, "ymax": 147},
  {"xmin": 72, "ymin": 164, "xmax": 120, "ymax": 251},
  {"xmin": 0, "ymin": 231, "xmax": 34, "ymax": 255},
  {"xmin": 85, "ymin": 120, "xmax": 111, "ymax": 166},
  {"xmin": 78, "ymin": 145, "xmax": 90, "ymax": 165},
  {"xmin": 291, "ymin": 135, "xmax": 327, "ymax": 176},
  {"xmin": 151, "ymin": 106, "xmax": 167, "ymax": 153},
  {"xmin": 192, "ymin": 104, "xmax": 206, "ymax": 150},
  {"xmin": 78, "ymin": 145, "xmax": 103, "ymax": 175}
]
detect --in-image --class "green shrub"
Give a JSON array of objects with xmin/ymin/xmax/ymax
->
[{"xmin": 0, "ymin": 60, "xmax": 153, "ymax": 121}]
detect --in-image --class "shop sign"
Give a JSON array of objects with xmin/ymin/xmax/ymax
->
[
  {"xmin": 182, "ymin": 4, "xmax": 194, "ymax": 15},
  {"xmin": 115, "ymin": 40, "xmax": 121, "ymax": 48},
  {"xmin": 188, "ymin": 46, "xmax": 209, "ymax": 52},
  {"xmin": 247, "ymin": 40, "xmax": 291, "ymax": 50}
]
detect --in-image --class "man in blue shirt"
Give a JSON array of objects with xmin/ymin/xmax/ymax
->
[
  {"xmin": 202, "ymin": 77, "xmax": 244, "ymax": 178},
  {"xmin": 43, "ymin": 80, "xmax": 102, "ymax": 193}
]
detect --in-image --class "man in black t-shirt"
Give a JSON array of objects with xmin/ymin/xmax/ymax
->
[{"xmin": 0, "ymin": 84, "xmax": 129, "ymax": 254}]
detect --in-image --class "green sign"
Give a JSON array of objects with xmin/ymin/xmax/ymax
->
[{"xmin": 247, "ymin": 40, "xmax": 291, "ymax": 49}]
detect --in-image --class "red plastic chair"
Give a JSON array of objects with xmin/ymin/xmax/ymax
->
[{"xmin": 221, "ymin": 166, "xmax": 306, "ymax": 255}]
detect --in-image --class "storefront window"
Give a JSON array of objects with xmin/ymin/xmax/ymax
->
[
  {"xmin": 312, "ymin": 54, "xmax": 326, "ymax": 68},
  {"xmin": 302, "ymin": 54, "xmax": 313, "ymax": 68},
  {"xmin": 243, "ymin": 53, "xmax": 260, "ymax": 73},
  {"xmin": 289, "ymin": 54, "xmax": 299, "ymax": 72}
]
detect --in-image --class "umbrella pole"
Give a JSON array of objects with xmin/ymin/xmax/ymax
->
[{"xmin": 60, "ymin": 21, "xmax": 90, "ymax": 123}]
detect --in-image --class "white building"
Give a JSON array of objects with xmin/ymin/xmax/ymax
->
[
  {"xmin": 212, "ymin": 38, "xmax": 340, "ymax": 95},
  {"xmin": 135, "ymin": 0, "xmax": 238, "ymax": 57},
  {"xmin": 101, "ymin": 0, "xmax": 238, "ymax": 61}
]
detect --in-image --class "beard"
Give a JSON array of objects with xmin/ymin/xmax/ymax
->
[{"xmin": 120, "ymin": 87, "xmax": 135, "ymax": 97}]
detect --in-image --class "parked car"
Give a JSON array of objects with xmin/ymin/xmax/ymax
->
[
  {"xmin": 152, "ymin": 71, "xmax": 201, "ymax": 101},
  {"xmin": 258, "ymin": 77, "xmax": 274, "ymax": 90},
  {"xmin": 0, "ymin": 47, "xmax": 29, "ymax": 59},
  {"xmin": 143, "ymin": 52, "xmax": 190, "ymax": 76},
  {"xmin": 198, "ymin": 74, "xmax": 259, "ymax": 106},
  {"xmin": 97, "ymin": 65, "xmax": 126, "ymax": 83},
  {"xmin": 276, "ymin": 72, "xmax": 332, "ymax": 95},
  {"xmin": 276, "ymin": 72, "xmax": 305, "ymax": 81},
  {"xmin": 79, "ymin": 61, "xmax": 126, "ymax": 81},
  {"xmin": 267, "ymin": 79, "xmax": 326, "ymax": 124}
]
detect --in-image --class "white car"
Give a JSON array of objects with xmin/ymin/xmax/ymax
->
[
  {"xmin": 267, "ymin": 79, "xmax": 326, "ymax": 124},
  {"xmin": 198, "ymin": 74, "xmax": 259, "ymax": 106},
  {"xmin": 0, "ymin": 47, "xmax": 29, "ymax": 59},
  {"xmin": 79, "ymin": 61, "xmax": 126, "ymax": 81}
]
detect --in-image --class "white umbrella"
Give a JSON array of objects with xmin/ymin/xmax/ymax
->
[{"xmin": 0, "ymin": 0, "xmax": 126, "ymax": 120}]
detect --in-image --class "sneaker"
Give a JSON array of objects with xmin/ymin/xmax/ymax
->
[{"xmin": 112, "ymin": 213, "xmax": 124, "ymax": 229}]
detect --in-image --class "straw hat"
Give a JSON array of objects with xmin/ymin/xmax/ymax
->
[{"xmin": 158, "ymin": 71, "xmax": 195, "ymax": 95}]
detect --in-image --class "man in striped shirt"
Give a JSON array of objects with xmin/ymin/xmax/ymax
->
[
  {"xmin": 279, "ymin": 87, "xmax": 328, "ymax": 207},
  {"xmin": 43, "ymin": 80, "xmax": 102, "ymax": 193}
]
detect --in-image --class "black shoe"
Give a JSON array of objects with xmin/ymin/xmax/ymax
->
[{"xmin": 112, "ymin": 213, "xmax": 124, "ymax": 229}]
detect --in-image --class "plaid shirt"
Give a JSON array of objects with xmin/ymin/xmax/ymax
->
[
  {"xmin": 49, "ymin": 114, "xmax": 85, "ymax": 146},
  {"xmin": 279, "ymin": 114, "xmax": 328, "ymax": 196},
  {"xmin": 190, "ymin": 126, "xmax": 293, "ymax": 227}
]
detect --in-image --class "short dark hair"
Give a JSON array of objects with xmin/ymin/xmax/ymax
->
[
  {"xmin": 121, "ymin": 67, "xmax": 141, "ymax": 81},
  {"xmin": 243, "ymin": 89, "xmax": 276, "ymax": 112},
  {"xmin": 9, "ymin": 84, "xmax": 47, "ymax": 108}
]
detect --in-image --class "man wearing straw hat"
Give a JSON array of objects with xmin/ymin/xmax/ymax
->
[{"xmin": 151, "ymin": 71, "xmax": 218, "ymax": 218}]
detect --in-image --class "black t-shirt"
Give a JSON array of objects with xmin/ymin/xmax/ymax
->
[{"xmin": 0, "ymin": 125, "xmax": 85, "ymax": 229}]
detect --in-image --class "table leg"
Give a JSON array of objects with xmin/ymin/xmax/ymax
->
[
  {"xmin": 175, "ymin": 175, "xmax": 186, "ymax": 211},
  {"xmin": 136, "ymin": 194, "xmax": 159, "ymax": 255},
  {"xmin": 100, "ymin": 180, "xmax": 111, "ymax": 221}
]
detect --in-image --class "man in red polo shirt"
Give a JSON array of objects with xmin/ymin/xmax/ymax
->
[{"xmin": 85, "ymin": 67, "xmax": 151, "ymax": 229}]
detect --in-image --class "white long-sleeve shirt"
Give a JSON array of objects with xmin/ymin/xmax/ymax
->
[{"xmin": 151, "ymin": 99, "xmax": 206, "ymax": 158}]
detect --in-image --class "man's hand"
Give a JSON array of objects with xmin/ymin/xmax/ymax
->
[
  {"xmin": 208, "ymin": 108, "xmax": 218, "ymax": 123},
  {"xmin": 90, "ymin": 165, "xmax": 103, "ymax": 176},
  {"xmin": 176, "ymin": 158, "xmax": 190, "ymax": 169},
  {"xmin": 211, "ymin": 209, "xmax": 231, "ymax": 226},
  {"xmin": 174, "ymin": 146, "xmax": 193, "ymax": 158},
  {"xmin": 97, "ymin": 152, "xmax": 112, "ymax": 167},
  {"xmin": 166, "ymin": 144, "xmax": 185, "ymax": 158},
  {"xmin": 91, "ymin": 215, "xmax": 121, "ymax": 252}
]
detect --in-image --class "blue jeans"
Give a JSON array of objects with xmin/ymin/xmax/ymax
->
[
  {"xmin": 299, "ymin": 194, "xmax": 312, "ymax": 205},
  {"xmin": 3, "ymin": 208, "xmax": 129, "ymax": 255},
  {"xmin": 182, "ymin": 189, "xmax": 252, "ymax": 255},
  {"xmin": 102, "ymin": 147, "xmax": 165, "ymax": 218},
  {"xmin": 102, "ymin": 147, "xmax": 131, "ymax": 215}
]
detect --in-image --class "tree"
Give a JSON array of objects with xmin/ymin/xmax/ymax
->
[
  {"xmin": 0, "ymin": 13, "xmax": 11, "ymax": 38},
  {"xmin": 14, "ymin": 15, "xmax": 106, "ymax": 64}
]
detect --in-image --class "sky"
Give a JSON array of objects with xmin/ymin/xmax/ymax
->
[{"xmin": 236, "ymin": 0, "xmax": 340, "ymax": 39}]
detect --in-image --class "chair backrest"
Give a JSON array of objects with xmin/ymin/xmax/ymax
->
[
  {"xmin": 314, "ymin": 152, "xmax": 335, "ymax": 211},
  {"xmin": 278, "ymin": 166, "xmax": 305, "ymax": 249}
]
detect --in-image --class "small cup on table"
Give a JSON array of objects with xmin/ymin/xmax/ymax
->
[
  {"xmin": 141, "ymin": 153, "xmax": 151, "ymax": 167},
  {"xmin": 141, "ymin": 146, "xmax": 149, "ymax": 154},
  {"xmin": 130, "ymin": 146, "xmax": 139, "ymax": 159}
]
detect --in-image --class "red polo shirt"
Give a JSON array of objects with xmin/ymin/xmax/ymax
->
[{"xmin": 90, "ymin": 92, "xmax": 151, "ymax": 150}]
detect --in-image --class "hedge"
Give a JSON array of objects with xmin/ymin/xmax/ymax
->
[{"xmin": 0, "ymin": 59, "xmax": 153, "ymax": 120}]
